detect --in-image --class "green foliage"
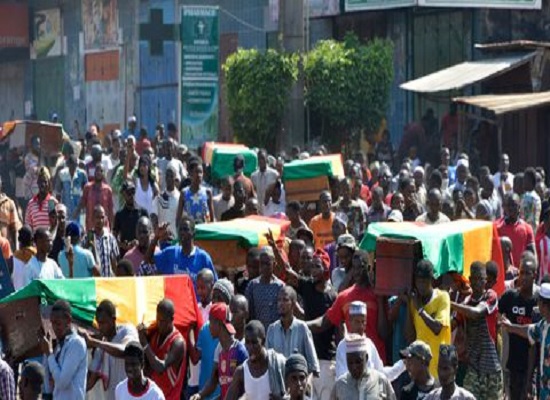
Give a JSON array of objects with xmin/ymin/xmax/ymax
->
[
  {"xmin": 304, "ymin": 33, "xmax": 394, "ymax": 148},
  {"xmin": 223, "ymin": 49, "xmax": 298, "ymax": 149}
]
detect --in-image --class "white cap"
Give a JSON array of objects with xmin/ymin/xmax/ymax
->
[
  {"xmin": 128, "ymin": 115, "xmax": 137, "ymax": 123},
  {"xmin": 541, "ymin": 283, "xmax": 550, "ymax": 299},
  {"xmin": 345, "ymin": 334, "xmax": 368, "ymax": 354},
  {"xmin": 457, "ymin": 159, "xmax": 469, "ymax": 169},
  {"xmin": 349, "ymin": 301, "xmax": 367, "ymax": 316}
]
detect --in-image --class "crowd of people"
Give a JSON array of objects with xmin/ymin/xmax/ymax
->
[{"xmin": 0, "ymin": 117, "xmax": 549, "ymax": 400}]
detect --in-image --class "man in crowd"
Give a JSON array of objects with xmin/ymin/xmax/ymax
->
[
  {"xmin": 58, "ymin": 222, "xmax": 99, "ymax": 278},
  {"xmin": 400, "ymin": 341, "xmax": 438, "ymax": 399},
  {"xmin": 416, "ymin": 189, "xmax": 450, "ymax": 225},
  {"xmin": 113, "ymin": 181, "xmax": 148, "ymax": 255},
  {"xmin": 266, "ymin": 285, "xmax": 320, "ymax": 376},
  {"xmin": 309, "ymin": 191, "xmax": 335, "ymax": 249},
  {"xmin": 233, "ymin": 155, "xmax": 256, "ymax": 199},
  {"xmin": 451, "ymin": 261, "xmax": 503, "ymax": 399},
  {"xmin": 19, "ymin": 361, "xmax": 44, "ymax": 400},
  {"xmin": 12, "ymin": 225, "xmax": 35, "ymax": 290},
  {"xmin": 151, "ymin": 167, "xmax": 180, "ymax": 239},
  {"xmin": 425, "ymin": 345, "xmax": 476, "ymax": 400},
  {"xmin": 124, "ymin": 216, "xmax": 154, "ymax": 274},
  {"xmin": 75, "ymin": 163, "xmax": 114, "ymax": 232},
  {"xmin": 0, "ymin": 176, "xmax": 22, "ymax": 250},
  {"xmin": 151, "ymin": 216, "xmax": 216, "ymax": 282},
  {"xmin": 138, "ymin": 299, "xmax": 185, "ymax": 400},
  {"xmin": 405, "ymin": 259, "xmax": 451, "ymax": 378},
  {"xmin": 251, "ymin": 149, "xmax": 279, "ymax": 215},
  {"xmin": 39, "ymin": 300, "xmax": 88, "ymax": 399},
  {"xmin": 308, "ymin": 250, "xmax": 387, "ymax": 363},
  {"xmin": 225, "ymin": 320, "xmax": 287, "ymax": 400},
  {"xmin": 80, "ymin": 299, "xmax": 139, "ymax": 399},
  {"xmin": 192, "ymin": 303, "xmax": 248, "ymax": 400},
  {"xmin": 25, "ymin": 227, "xmax": 64, "ymax": 285},
  {"xmin": 221, "ymin": 180, "xmax": 246, "ymax": 221},
  {"xmin": 331, "ymin": 334, "xmax": 396, "ymax": 399},
  {"xmin": 521, "ymin": 167, "xmax": 542, "ymax": 232},
  {"xmin": 115, "ymin": 342, "xmax": 165, "ymax": 399},
  {"xmin": 26, "ymin": 167, "xmax": 58, "ymax": 231},
  {"xmin": 88, "ymin": 205, "xmax": 119, "ymax": 277},
  {"xmin": 493, "ymin": 153, "xmax": 514, "ymax": 197},
  {"xmin": 212, "ymin": 176, "xmax": 234, "ymax": 222},
  {"xmin": 498, "ymin": 251, "xmax": 539, "ymax": 399},
  {"xmin": 55, "ymin": 154, "xmax": 87, "ymax": 219},
  {"xmin": 245, "ymin": 246, "xmax": 284, "ymax": 329},
  {"xmin": 497, "ymin": 193, "xmax": 535, "ymax": 266}
]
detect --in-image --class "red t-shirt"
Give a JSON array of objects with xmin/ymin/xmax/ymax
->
[
  {"xmin": 496, "ymin": 218, "xmax": 535, "ymax": 267},
  {"xmin": 326, "ymin": 284, "xmax": 385, "ymax": 362}
]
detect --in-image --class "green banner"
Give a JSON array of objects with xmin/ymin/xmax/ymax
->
[
  {"xmin": 181, "ymin": 6, "xmax": 219, "ymax": 146},
  {"xmin": 345, "ymin": 0, "xmax": 416, "ymax": 10}
]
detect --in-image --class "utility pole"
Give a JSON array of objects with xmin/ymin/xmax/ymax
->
[{"xmin": 278, "ymin": 0, "xmax": 306, "ymax": 152}]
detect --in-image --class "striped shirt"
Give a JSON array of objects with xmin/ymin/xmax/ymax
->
[
  {"xmin": 94, "ymin": 230, "xmax": 119, "ymax": 277},
  {"xmin": 25, "ymin": 194, "xmax": 57, "ymax": 232},
  {"xmin": 0, "ymin": 358, "xmax": 15, "ymax": 400}
]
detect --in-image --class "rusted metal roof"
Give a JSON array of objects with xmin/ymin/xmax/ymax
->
[
  {"xmin": 453, "ymin": 91, "xmax": 550, "ymax": 114},
  {"xmin": 476, "ymin": 40, "xmax": 550, "ymax": 52},
  {"xmin": 400, "ymin": 53, "xmax": 535, "ymax": 93}
]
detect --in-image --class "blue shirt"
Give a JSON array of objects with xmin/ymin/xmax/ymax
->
[
  {"xmin": 183, "ymin": 186, "xmax": 210, "ymax": 223},
  {"xmin": 45, "ymin": 330, "xmax": 88, "ymax": 399},
  {"xmin": 197, "ymin": 322, "xmax": 220, "ymax": 400},
  {"xmin": 56, "ymin": 167, "xmax": 87, "ymax": 217},
  {"xmin": 154, "ymin": 245, "xmax": 217, "ymax": 283},
  {"xmin": 59, "ymin": 245, "xmax": 96, "ymax": 278}
]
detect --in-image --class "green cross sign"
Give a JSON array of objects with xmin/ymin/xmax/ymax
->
[{"xmin": 139, "ymin": 9, "xmax": 177, "ymax": 56}]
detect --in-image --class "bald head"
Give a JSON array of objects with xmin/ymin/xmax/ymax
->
[{"xmin": 157, "ymin": 298, "xmax": 175, "ymax": 319}]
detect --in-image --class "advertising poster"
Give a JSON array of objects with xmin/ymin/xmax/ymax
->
[
  {"xmin": 181, "ymin": 6, "xmax": 219, "ymax": 146},
  {"xmin": 33, "ymin": 9, "xmax": 62, "ymax": 58},
  {"xmin": 82, "ymin": 0, "xmax": 119, "ymax": 51}
]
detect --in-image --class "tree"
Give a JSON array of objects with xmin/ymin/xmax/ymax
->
[
  {"xmin": 223, "ymin": 49, "xmax": 298, "ymax": 150},
  {"xmin": 304, "ymin": 34, "xmax": 394, "ymax": 150}
]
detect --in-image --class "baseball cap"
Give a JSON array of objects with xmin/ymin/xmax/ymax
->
[
  {"xmin": 337, "ymin": 234, "xmax": 356, "ymax": 251},
  {"xmin": 65, "ymin": 222, "xmax": 81, "ymax": 238},
  {"xmin": 541, "ymin": 283, "xmax": 550, "ymax": 300},
  {"xmin": 210, "ymin": 303, "xmax": 236, "ymax": 335},
  {"xmin": 128, "ymin": 115, "xmax": 137, "ymax": 123},
  {"xmin": 400, "ymin": 340, "xmax": 432, "ymax": 362}
]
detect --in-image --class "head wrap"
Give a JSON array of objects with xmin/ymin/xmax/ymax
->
[
  {"xmin": 313, "ymin": 248, "xmax": 331, "ymax": 280},
  {"xmin": 213, "ymin": 278, "xmax": 235, "ymax": 303}
]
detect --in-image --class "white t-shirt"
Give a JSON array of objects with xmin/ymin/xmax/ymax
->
[
  {"xmin": 24, "ymin": 256, "xmax": 64, "ymax": 286},
  {"xmin": 115, "ymin": 378, "xmax": 165, "ymax": 400},
  {"xmin": 12, "ymin": 257, "xmax": 28, "ymax": 290},
  {"xmin": 152, "ymin": 190, "xmax": 180, "ymax": 239}
]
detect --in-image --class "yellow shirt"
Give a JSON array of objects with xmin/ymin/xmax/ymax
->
[
  {"xmin": 411, "ymin": 289, "xmax": 452, "ymax": 378},
  {"xmin": 309, "ymin": 213, "xmax": 335, "ymax": 249}
]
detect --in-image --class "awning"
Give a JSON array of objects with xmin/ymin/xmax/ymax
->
[
  {"xmin": 454, "ymin": 91, "xmax": 550, "ymax": 115},
  {"xmin": 400, "ymin": 53, "xmax": 535, "ymax": 93}
]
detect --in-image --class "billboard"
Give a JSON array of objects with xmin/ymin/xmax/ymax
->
[{"xmin": 33, "ymin": 9, "xmax": 62, "ymax": 58}]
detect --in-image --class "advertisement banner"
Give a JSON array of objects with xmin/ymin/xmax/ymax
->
[
  {"xmin": 181, "ymin": 6, "xmax": 219, "ymax": 146},
  {"xmin": 33, "ymin": 9, "xmax": 62, "ymax": 58},
  {"xmin": 0, "ymin": 3, "xmax": 29, "ymax": 48},
  {"xmin": 345, "ymin": 0, "xmax": 416, "ymax": 10},
  {"xmin": 418, "ymin": 0, "xmax": 540, "ymax": 8},
  {"xmin": 82, "ymin": 0, "xmax": 119, "ymax": 51}
]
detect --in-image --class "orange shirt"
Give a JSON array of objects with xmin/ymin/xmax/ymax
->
[{"xmin": 309, "ymin": 213, "xmax": 335, "ymax": 249}]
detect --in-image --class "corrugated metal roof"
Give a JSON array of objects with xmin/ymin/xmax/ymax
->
[
  {"xmin": 454, "ymin": 91, "xmax": 550, "ymax": 114},
  {"xmin": 400, "ymin": 53, "xmax": 535, "ymax": 93}
]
